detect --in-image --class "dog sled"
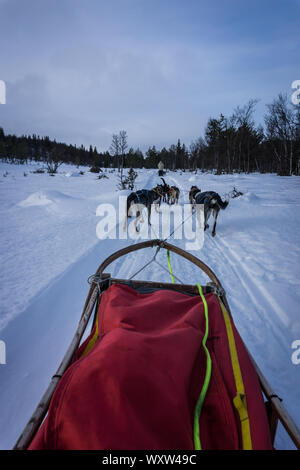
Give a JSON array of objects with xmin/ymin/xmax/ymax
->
[{"xmin": 14, "ymin": 240, "xmax": 300, "ymax": 450}]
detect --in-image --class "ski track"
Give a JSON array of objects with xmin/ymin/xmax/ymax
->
[
  {"xmin": 203, "ymin": 232, "xmax": 295, "ymax": 388},
  {"xmin": 209, "ymin": 235, "xmax": 290, "ymax": 332}
]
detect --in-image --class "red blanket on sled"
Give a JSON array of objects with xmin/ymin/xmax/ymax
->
[{"xmin": 29, "ymin": 284, "xmax": 272, "ymax": 450}]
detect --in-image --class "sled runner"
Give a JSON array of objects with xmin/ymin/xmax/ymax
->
[{"xmin": 14, "ymin": 240, "xmax": 300, "ymax": 450}]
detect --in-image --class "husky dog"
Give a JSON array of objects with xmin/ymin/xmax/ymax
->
[
  {"xmin": 123, "ymin": 188, "xmax": 162, "ymax": 232},
  {"xmin": 168, "ymin": 186, "xmax": 180, "ymax": 204},
  {"xmin": 189, "ymin": 186, "xmax": 229, "ymax": 237},
  {"xmin": 159, "ymin": 178, "xmax": 170, "ymax": 203},
  {"xmin": 160, "ymin": 178, "xmax": 180, "ymax": 204},
  {"xmin": 189, "ymin": 185, "xmax": 200, "ymax": 211}
]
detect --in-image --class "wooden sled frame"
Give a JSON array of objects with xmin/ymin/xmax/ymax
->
[{"xmin": 14, "ymin": 239, "xmax": 300, "ymax": 450}]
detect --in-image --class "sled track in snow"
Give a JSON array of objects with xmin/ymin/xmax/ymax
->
[
  {"xmin": 204, "ymin": 233, "xmax": 292, "ymax": 359},
  {"xmin": 208, "ymin": 235, "xmax": 290, "ymax": 327}
]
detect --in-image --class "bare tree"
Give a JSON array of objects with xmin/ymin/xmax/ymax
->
[
  {"xmin": 110, "ymin": 131, "xmax": 128, "ymax": 180},
  {"xmin": 224, "ymin": 115, "xmax": 236, "ymax": 173},
  {"xmin": 233, "ymin": 99, "xmax": 259, "ymax": 173},
  {"xmin": 119, "ymin": 130, "xmax": 128, "ymax": 181},
  {"xmin": 265, "ymin": 94, "xmax": 296, "ymax": 175},
  {"xmin": 46, "ymin": 144, "xmax": 62, "ymax": 175},
  {"xmin": 46, "ymin": 159, "xmax": 62, "ymax": 175},
  {"xmin": 110, "ymin": 134, "xmax": 120, "ymax": 172},
  {"xmin": 189, "ymin": 137, "xmax": 206, "ymax": 171}
]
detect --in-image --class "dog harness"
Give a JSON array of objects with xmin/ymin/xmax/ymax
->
[
  {"xmin": 136, "ymin": 189, "xmax": 151, "ymax": 203},
  {"xmin": 195, "ymin": 191, "xmax": 217, "ymax": 205},
  {"xmin": 136, "ymin": 189, "xmax": 161, "ymax": 206}
]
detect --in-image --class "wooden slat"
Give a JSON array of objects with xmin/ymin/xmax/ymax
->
[
  {"xmin": 247, "ymin": 351, "xmax": 300, "ymax": 449},
  {"xmin": 266, "ymin": 401, "xmax": 279, "ymax": 446}
]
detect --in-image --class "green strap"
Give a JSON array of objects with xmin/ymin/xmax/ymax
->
[
  {"xmin": 166, "ymin": 250, "xmax": 175, "ymax": 284},
  {"xmin": 165, "ymin": 253, "xmax": 211, "ymax": 449},
  {"xmin": 194, "ymin": 283, "xmax": 212, "ymax": 450}
]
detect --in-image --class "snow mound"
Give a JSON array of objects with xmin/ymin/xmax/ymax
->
[
  {"xmin": 65, "ymin": 172, "xmax": 83, "ymax": 177},
  {"xmin": 241, "ymin": 191, "xmax": 260, "ymax": 203},
  {"xmin": 18, "ymin": 192, "xmax": 53, "ymax": 207},
  {"xmin": 18, "ymin": 190, "xmax": 74, "ymax": 207}
]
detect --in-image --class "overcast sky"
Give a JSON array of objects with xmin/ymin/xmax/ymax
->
[{"xmin": 0, "ymin": 0, "xmax": 299, "ymax": 152}]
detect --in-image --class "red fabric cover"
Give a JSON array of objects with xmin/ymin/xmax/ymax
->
[{"xmin": 29, "ymin": 284, "xmax": 272, "ymax": 450}]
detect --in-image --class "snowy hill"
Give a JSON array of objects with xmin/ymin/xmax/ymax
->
[{"xmin": 0, "ymin": 161, "xmax": 299, "ymax": 449}]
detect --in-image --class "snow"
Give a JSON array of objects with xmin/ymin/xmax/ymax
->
[{"xmin": 0, "ymin": 162, "xmax": 299, "ymax": 449}]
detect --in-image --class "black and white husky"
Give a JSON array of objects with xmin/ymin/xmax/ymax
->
[
  {"xmin": 189, "ymin": 186, "xmax": 229, "ymax": 237},
  {"xmin": 123, "ymin": 188, "xmax": 162, "ymax": 232}
]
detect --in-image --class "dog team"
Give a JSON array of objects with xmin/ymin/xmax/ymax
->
[{"xmin": 124, "ymin": 177, "xmax": 229, "ymax": 237}]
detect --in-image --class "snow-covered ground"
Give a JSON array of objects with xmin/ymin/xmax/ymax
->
[{"xmin": 0, "ymin": 161, "xmax": 299, "ymax": 449}]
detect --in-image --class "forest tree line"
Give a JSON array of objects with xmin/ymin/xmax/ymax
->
[{"xmin": 1, "ymin": 93, "xmax": 299, "ymax": 176}]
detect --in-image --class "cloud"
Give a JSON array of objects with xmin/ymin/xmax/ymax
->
[{"xmin": 0, "ymin": 0, "xmax": 299, "ymax": 151}]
